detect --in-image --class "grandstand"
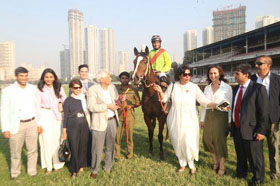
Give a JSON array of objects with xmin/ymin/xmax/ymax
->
[{"xmin": 185, "ymin": 22, "xmax": 280, "ymax": 83}]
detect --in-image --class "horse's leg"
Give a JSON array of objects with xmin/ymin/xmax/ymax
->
[
  {"xmin": 165, "ymin": 127, "xmax": 169, "ymax": 140},
  {"xmin": 157, "ymin": 114, "xmax": 166, "ymax": 160},
  {"xmin": 144, "ymin": 114, "xmax": 155, "ymax": 155}
]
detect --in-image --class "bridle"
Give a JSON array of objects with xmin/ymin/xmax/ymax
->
[{"xmin": 133, "ymin": 54, "xmax": 154, "ymax": 88}]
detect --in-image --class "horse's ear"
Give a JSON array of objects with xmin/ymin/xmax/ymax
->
[
  {"xmin": 134, "ymin": 47, "xmax": 139, "ymax": 56},
  {"xmin": 145, "ymin": 46, "xmax": 149, "ymax": 56}
]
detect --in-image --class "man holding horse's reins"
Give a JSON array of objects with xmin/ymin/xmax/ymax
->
[
  {"xmin": 114, "ymin": 71, "xmax": 140, "ymax": 161},
  {"xmin": 149, "ymin": 35, "xmax": 171, "ymax": 88}
]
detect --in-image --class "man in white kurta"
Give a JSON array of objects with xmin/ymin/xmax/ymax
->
[{"xmin": 162, "ymin": 81, "xmax": 210, "ymax": 169}]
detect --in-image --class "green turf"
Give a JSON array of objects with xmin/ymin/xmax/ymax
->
[{"xmin": 0, "ymin": 87, "xmax": 279, "ymax": 185}]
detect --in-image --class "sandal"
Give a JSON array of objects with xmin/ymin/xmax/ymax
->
[
  {"xmin": 190, "ymin": 167, "xmax": 197, "ymax": 175},
  {"xmin": 45, "ymin": 170, "xmax": 52, "ymax": 175},
  {"xmin": 213, "ymin": 164, "xmax": 219, "ymax": 173},
  {"xmin": 71, "ymin": 172, "xmax": 77, "ymax": 178},
  {"xmin": 217, "ymin": 168, "xmax": 226, "ymax": 176},
  {"xmin": 177, "ymin": 167, "xmax": 186, "ymax": 173}
]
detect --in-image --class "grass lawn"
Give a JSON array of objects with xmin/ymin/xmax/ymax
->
[{"xmin": 0, "ymin": 88, "xmax": 279, "ymax": 185}]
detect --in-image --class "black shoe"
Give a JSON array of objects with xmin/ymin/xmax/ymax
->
[
  {"xmin": 249, "ymin": 180, "xmax": 263, "ymax": 186},
  {"xmin": 236, "ymin": 173, "xmax": 247, "ymax": 179}
]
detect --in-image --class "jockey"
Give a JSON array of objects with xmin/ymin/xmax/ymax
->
[{"xmin": 149, "ymin": 35, "xmax": 171, "ymax": 88}]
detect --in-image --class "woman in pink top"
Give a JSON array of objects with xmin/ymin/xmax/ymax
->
[{"xmin": 35, "ymin": 68, "xmax": 66, "ymax": 174}]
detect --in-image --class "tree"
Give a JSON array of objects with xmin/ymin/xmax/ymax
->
[{"xmin": 183, "ymin": 51, "xmax": 195, "ymax": 65}]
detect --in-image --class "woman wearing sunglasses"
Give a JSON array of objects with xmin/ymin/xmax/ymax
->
[
  {"xmin": 200, "ymin": 65, "xmax": 232, "ymax": 176},
  {"xmin": 62, "ymin": 79, "xmax": 90, "ymax": 177},
  {"xmin": 154, "ymin": 65, "xmax": 216, "ymax": 175}
]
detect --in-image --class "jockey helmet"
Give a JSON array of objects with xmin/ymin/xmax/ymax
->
[{"xmin": 151, "ymin": 35, "xmax": 162, "ymax": 43}]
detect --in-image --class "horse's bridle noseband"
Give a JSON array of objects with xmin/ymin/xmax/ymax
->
[{"xmin": 133, "ymin": 55, "xmax": 154, "ymax": 88}]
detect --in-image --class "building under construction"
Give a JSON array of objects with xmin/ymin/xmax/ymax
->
[
  {"xmin": 185, "ymin": 21, "xmax": 280, "ymax": 82},
  {"xmin": 213, "ymin": 5, "xmax": 246, "ymax": 42}
]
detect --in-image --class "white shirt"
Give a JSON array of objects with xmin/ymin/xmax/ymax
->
[
  {"xmin": 200, "ymin": 81, "xmax": 233, "ymax": 123},
  {"xmin": 256, "ymin": 72, "xmax": 270, "ymax": 96},
  {"xmin": 101, "ymin": 88, "xmax": 115, "ymax": 118},
  {"xmin": 233, "ymin": 79, "xmax": 251, "ymax": 122},
  {"xmin": 16, "ymin": 82, "xmax": 36, "ymax": 120},
  {"xmin": 80, "ymin": 79, "xmax": 89, "ymax": 94}
]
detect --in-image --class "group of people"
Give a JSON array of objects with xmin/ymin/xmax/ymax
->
[
  {"xmin": 154, "ymin": 55, "xmax": 280, "ymax": 185},
  {"xmin": 0, "ymin": 64, "xmax": 141, "ymax": 179},
  {"xmin": 1, "ymin": 35, "xmax": 279, "ymax": 186}
]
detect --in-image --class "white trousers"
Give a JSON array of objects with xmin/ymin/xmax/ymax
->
[
  {"xmin": 39, "ymin": 109, "xmax": 64, "ymax": 171},
  {"xmin": 178, "ymin": 157, "xmax": 195, "ymax": 169}
]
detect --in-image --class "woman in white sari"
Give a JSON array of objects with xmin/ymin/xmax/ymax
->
[{"xmin": 154, "ymin": 65, "xmax": 216, "ymax": 175}]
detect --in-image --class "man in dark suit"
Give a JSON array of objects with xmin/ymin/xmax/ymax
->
[
  {"xmin": 231, "ymin": 63, "xmax": 269, "ymax": 185},
  {"xmin": 251, "ymin": 55, "xmax": 280, "ymax": 180}
]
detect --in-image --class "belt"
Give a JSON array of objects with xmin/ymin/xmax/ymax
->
[
  {"xmin": 41, "ymin": 107, "xmax": 51, "ymax": 110},
  {"xmin": 20, "ymin": 117, "xmax": 35, "ymax": 123},
  {"xmin": 108, "ymin": 115, "xmax": 116, "ymax": 120}
]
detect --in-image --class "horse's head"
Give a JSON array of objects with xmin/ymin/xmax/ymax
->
[{"xmin": 132, "ymin": 46, "xmax": 150, "ymax": 85}]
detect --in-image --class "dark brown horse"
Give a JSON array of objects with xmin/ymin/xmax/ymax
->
[{"xmin": 132, "ymin": 46, "xmax": 166, "ymax": 160}]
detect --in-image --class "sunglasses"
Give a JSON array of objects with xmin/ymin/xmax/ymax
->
[
  {"xmin": 73, "ymin": 87, "xmax": 81, "ymax": 90},
  {"xmin": 182, "ymin": 73, "xmax": 191, "ymax": 77},
  {"xmin": 255, "ymin": 61, "xmax": 265, "ymax": 66}
]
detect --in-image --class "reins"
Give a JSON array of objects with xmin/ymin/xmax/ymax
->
[
  {"xmin": 117, "ymin": 87, "xmax": 130, "ymax": 144},
  {"xmin": 142, "ymin": 62, "xmax": 168, "ymax": 115}
]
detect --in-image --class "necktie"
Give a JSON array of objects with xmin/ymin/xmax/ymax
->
[
  {"xmin": 234, "ymin": 86, "xmax": 243, "ymax": 128},
  {"xmin": 83, "ymin": 82, "xmax": 87, "ymax": 93}
]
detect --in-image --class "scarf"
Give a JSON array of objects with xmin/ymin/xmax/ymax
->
[{"xmin": 71, "ymin": 93, "xmax": 88, "ymax": 112}]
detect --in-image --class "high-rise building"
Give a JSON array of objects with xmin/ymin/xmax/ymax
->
[
  {"xmin": 85, "ymin": 25, "xmax": 98, "ymax": 76},
  {"xmin": 118, "ymin": 51, "xmax": 128, "ymax": 74},
  {"xmin": 0, "ymin": 41, "xmax": 16, "ymax": 80},
  {"xmin": 98, "ymin": 28, "xmax": 116, "ymax": 74},
  {"xmin": 60, "ymin": 48, "xmax": 71, "ymax": 80},
  {"xmin": 255, "ymin": 16, "xmax": 280, "ymax": 29},
  {"xmin": 68, "ymin": 9, "xmax": 83, "ymax": 77},
  {"xmin": 107, "ymin": 28, "xmax": 116, "ymax": 74},
  {"xmin": 21, "ymin": 63, "xmax": 45, "ymax": 81},
  {"xmin": 213, "ymin": 5, "xmax": 246, "ymax": 42},
  {"xmin": 202, "ymin": 27, "xmax": 214, "ymax": 46},
  {"xmin": 183, "ymin": 30, "xmax": 197, "ymax": 52}
]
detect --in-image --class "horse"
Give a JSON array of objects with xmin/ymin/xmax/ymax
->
[{"xmin": 132, "ymin": 46, "xmax": 167, "ymax": 160}]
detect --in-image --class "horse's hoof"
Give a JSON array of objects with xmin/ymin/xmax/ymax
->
[{"xmin": 159, "ymin": 154, "xmax": 165, "ymax": 160}]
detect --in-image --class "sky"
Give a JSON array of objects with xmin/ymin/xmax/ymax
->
[{"xmin": 1, "ymin": 0, "xmax": 279, "ymax": 74}]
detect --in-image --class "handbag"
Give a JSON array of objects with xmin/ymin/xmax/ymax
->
[
  {"xmin": 58, "ymin": 140, "xmax": 71, "ymax": 162},
  {"xmin": 164, "ymin": 83, "xmax": 174, "ymax": 114}
]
